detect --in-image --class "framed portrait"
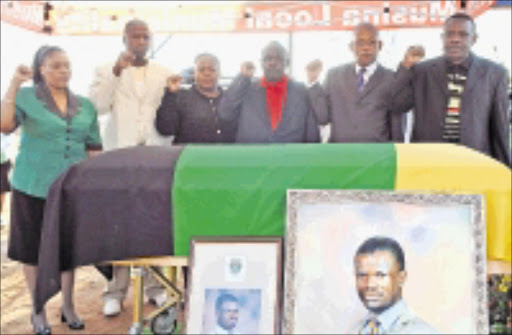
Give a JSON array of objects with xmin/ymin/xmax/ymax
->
[
  {"xmin": 283, "ymin": 190, "xmax": 487, "ymax": 334},
  {"xmin": 185, "ymin": 236, "xmax": 282, "ymax": 334}
]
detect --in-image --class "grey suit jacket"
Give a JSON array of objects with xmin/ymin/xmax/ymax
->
[
  {"xmin": 350, "ymin": 301, "xmax": 439, "ymax": 334},
  {"xmin": 310, "ymin": 63, "xmax": 403, "ymax": 143},
  {"xmin": 392, "ymin": 54, "xmax": 511, "ymax": 165},
  {"xmin": 219, "ymin": 75, "xmax": 320, "ymax": 143}
]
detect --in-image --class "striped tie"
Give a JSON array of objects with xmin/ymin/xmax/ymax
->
[
  {"xmin": 367, "ymin": 318, "xmax": 380, "ymax": 335},
  {"xmin": 358, "ymin": 67, "xmax": 367, "ymax": 92}
]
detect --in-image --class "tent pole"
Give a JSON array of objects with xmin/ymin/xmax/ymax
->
[
  {"xmin": 288, "ymin": 31, "xmax": 293, "ymax": 78},
  {"xmin": 149, "ymin": 34, "xmax": 173, "ymax": 59}
]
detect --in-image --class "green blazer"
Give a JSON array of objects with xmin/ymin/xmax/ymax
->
[{"xmin": 12, "ymin": 84, "xmax": 102, "ymax": 198}]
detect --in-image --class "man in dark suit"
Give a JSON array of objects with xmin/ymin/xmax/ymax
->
[
  {"xmin": 393, "ymin": 12, "xmax": 511, "ymax": 165},
  {"xmin": 219, "ymin": 41, "xmax": 320, "ymax": 143},
  {"xmin": 309, "ymin": 22, "xmax": 403, "ymax": 143}
]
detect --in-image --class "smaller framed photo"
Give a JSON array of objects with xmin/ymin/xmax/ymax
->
[{"xmin": 185, "ymin": 236, "xmax": 283, "ymax": 334}]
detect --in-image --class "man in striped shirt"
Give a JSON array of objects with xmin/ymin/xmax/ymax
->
[
  {"xmin": 444, "ymin": 60, "xmax": 469, "ymax": 143},
  {"xmin": 393, "ymin": 13, "xmax": 511, "ymax": 165}
]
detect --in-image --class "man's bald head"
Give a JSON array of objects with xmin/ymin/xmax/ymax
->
[
  {"xmin": 122, "ymin": 19, "xmax": 150, "ymax": 60},
  {"xmin": 124, "ymin": 19, "xmax": 148, "ymax": 35}
]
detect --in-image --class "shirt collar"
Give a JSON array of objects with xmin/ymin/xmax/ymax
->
[
  {"xmin": 192, "ymin": 84, "xmax": 223, "ymax": 100},
  {"xmin": 445, "ymin": 53, "xmax": 473, "ymax": 72},
  {"xmin": 367, "ymin": 299, "xmax": 407, "ymax": 333},
  {"xmin": 355, "ymin": 61, "xmax": 378, "ymax": 79},
  {"xmin": 261, "ymin": 76, "xmax": 288, "ymax": 88},
  {"xmin": 35, "ymin": 82, "xmax": 80, "ymax": 119},
  {"xmin": 215, "ymin": 324, "xmax": 234, "ymax": 334}
]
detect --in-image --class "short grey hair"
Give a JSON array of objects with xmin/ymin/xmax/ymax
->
[
  {"xmin": 261, "ymin": 41, "xmax": 288, "ymax": 61},
  {"xmin": 353, "ymin": 22, "xmax": 379, "ymax": 38}
]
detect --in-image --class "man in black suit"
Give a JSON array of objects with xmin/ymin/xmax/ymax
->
[{"xmin": 393, "ymin": 13, "xmax": 511, "ymax": 165}]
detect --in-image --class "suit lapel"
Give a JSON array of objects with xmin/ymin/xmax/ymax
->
[
  {"xmin": 431, "ymin": 58, "xmax": 449, "ymax": 97},
  {"xmin": 259, "ymin": 85, "xmax": 273, "ymax": 131},
  {"xmin": 359, "ymin": 65, "xmax": 384, "ymax": 99},
  {"xmin": 139, "ymin": 64, "xmax": 151, "ymax": 102},
  {"xmin": 274, "ymin": 80, "xmax": 292, "ymax": 132},
  {"xmin": 459, "ymin": 55, "xmax": 483, "ymax": 142},
  {"xmin": 349, "ymin": 64, "xmax": 359, "ymax": 93},
  {"xmin": 463, "ymin": 55, "xmax": 483, "ymax": 96},
  {"xmin": 432, "ymin": 58, "xmax": 448, "ymax": 97}
]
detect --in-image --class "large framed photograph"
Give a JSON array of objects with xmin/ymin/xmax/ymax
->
[
  {"xmin": 283, "ymin": 190, "xmax": 487, "ymax": 334},
  {"xmin": 185, "ymin": 236, "xmax": 282, "ymax": 334}
]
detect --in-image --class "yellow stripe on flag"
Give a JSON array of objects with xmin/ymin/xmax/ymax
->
[{"xmin": 396, "ymin": 143, "xmax": 511, "ymax": 262}]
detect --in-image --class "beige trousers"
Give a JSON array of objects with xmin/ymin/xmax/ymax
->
[{"xmin": 102, "ymin": 266, "xmax": 165, "ymax": 303}]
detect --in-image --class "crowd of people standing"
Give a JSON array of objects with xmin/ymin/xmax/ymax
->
[{"xmin": 0, "ymin": 11, "xmax": 510, "ymax": 335}]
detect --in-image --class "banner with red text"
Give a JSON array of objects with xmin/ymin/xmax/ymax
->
[{"xmin": 1, "ymin": 1, "xmax": 497, "ymax": 35}]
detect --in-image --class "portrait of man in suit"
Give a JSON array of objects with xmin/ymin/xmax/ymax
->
[
  {"xmin": 282, "ymin": 192, "xmax": 487, "ymax": 334},
  {"xmin": 201, "ymin": 289, "xmax": 261, "ymax": 334},
  {"xmin": 352, "ymin": 236, "xmax": 438, "ymax": 334}
]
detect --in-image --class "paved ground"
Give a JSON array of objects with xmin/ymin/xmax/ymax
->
[
  {"xmin": 0, "ymin": 193, "xmax": 181, "ymax": 335},
  {"xmin": 1, "ymin": 194, "xmax": 510, "ymax": 335}
]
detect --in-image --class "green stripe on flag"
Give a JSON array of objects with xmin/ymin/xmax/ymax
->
[{"xmin": 173, "ymin": 143, "xmax": 396, "ymax": 255}]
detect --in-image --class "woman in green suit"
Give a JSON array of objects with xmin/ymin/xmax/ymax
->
[{"xmin": 0, "ymin": 46, "xmax": 102, "ymax": 335}]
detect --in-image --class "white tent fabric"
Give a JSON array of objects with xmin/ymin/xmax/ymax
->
[{"xmin": 1, "ymin": 4, "xmax": 510, "ymax": 97}]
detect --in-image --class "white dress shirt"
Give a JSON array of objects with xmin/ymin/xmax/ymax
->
[
  {"xmin": 355, "ymin": 61, "xmax": 378, "ymax": 86},
  {"xmin": 211, "ymin": 324, "xmax": 240, "ymax": 334}
]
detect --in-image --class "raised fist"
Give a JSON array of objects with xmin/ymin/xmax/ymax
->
[
  {"xmin": 113, "ymin": 51, "xmax": 135, "ymax": 76},
  {"xmin": 402, "ymin": 45, "xmax": 425, "ymax": 69},
  {"xmin": 306, "ymin": 59, "xmax": 323, "ymax": 85},
  {"xmin": 12, "ymin": 65, "xmax": 32, "ymax": 85},
  {"xmin": 240, "ymin": 61, "xmax": 256, "ymax": 78},
  {"xmin": 167, "ymin": 74, "xmax": 182, "ymax": 93}
]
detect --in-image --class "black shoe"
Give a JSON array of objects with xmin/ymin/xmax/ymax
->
[
  {"xmin": 61, "ymin": 312, "xmax": 85, "ymax": 330},
  {"xmin": 30, "ymin": 314, "xmax": 51, "ymax": 335}
]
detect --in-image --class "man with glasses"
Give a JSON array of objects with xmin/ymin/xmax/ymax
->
[{"xmin": 309, "ymin": 22, "xmax": 403, "ymax": 143}]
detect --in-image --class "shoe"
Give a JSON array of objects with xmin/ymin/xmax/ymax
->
[
  {"xmin": 30, "ymin": 314, "xmax": 52, "ymax": 335},
  {"xmin": 102, "ymin": 299, "xmax": 122, "ymax": 317},
  {"xmin": 61, "ymin": 311, "xmax": 84, "ymax": 330},
  {"xmin": 148, "ymin": 291, "xmax": 168, "ymax": 308}
]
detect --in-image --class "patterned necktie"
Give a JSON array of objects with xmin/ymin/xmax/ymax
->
[
  {"xmin": 358, "ymin": 67, "xmax": 367, "ymax": 92},
  {"xmin": 367, "ymin": 318, "xmax": 380, "ymax": 335}
]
